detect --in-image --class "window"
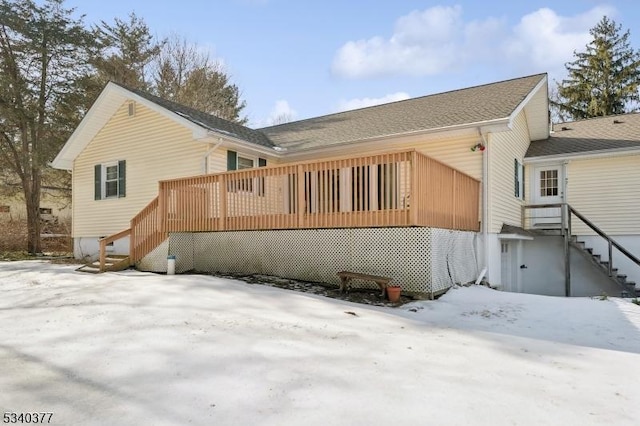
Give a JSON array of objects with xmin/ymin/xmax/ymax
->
[
  {"xmin": 226, "ymin": 150, "xmax": 266, "ymax": 194},
  {"xmin": 94, "ymin": 160, "xmax": 126, "ymax": 200},
  {"xmin": 514, "ymin": 159, "xmax": 524, "ymax": 199},
  {"xmin": 39, "ymin": 208, "xmax": 52, "ymax": 215},
  {"xmin": 539, "ymin": 169, "xmax": 558, "ymax": 197}
]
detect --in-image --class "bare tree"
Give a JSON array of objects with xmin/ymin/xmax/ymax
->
[{"xmin": 153, "ymin": 35, "xmax": 247, "ymax": 123}]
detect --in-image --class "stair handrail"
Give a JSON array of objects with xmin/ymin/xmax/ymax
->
[
  {"xmin": 566, "ymin": 205, "xmax": 640, "ymax": 278},
  {"xmin": 99, "ymin": 228, "xmax": 131, "ymax": 272}
]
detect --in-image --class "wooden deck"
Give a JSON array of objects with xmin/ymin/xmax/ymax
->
[{"xmin": 123, "ymin": 149, "xmax": 480, "ymax": 264}]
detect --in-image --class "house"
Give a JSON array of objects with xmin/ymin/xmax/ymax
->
[{"xmin": 51, "ymin": 73, "xmax": 639, "ymax": 297}]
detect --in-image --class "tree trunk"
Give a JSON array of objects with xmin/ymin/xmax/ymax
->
[{"xmin": 24, "ymin": 174, "xmax": 42, "ymax": 254}]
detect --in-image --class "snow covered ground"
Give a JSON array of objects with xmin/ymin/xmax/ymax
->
[{"xmin": 1, "ymin": 261, "xmax": 639, "ymax": 425}]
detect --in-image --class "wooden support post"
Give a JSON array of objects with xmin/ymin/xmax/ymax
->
[
  {"xmin": 297, "ymin": 164, "xmax": 305, "ymax": 227},
  {"xmin": 410, "ymin": 151, "xmax": 418, "ymax": 226},
  {"xmin": 99, "ymin": 239, "xmax": 106, "ymax": 273},
  {"xmin": 219, "ymin": 175, "xmax": 227, "ymax": 231}
]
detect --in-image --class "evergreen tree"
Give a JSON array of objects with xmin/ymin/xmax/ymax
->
[
  {"xmin": 555, "ymin": 16, "xmax": 640, "ymax": 120},
  {"xmin": 92, "ymin": 12, "xmax": 163, "ymax": 91},
  {"xmin": 0, "ymin": 0, "xmax": 94, "ymax": 253}
]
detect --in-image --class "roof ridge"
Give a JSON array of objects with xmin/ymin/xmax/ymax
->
[{"xmin": 259, "ymin": 73, "xmax": 547, "ymax": 130}]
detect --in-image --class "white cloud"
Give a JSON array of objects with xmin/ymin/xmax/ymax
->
[
  {"xmin": 266, "ymin": 100, "xmax": 297, "ymax": 125},
  {"xmin": 335, "ymin": 92, "xmax": 411, "ymax": 112},
  {"xmin": 332, "ymin": 5, "xmax": 616, "ymax": 79},
  {"xmin": 504, "ymin": 6, "xmax": 616, "ymax": 74}
]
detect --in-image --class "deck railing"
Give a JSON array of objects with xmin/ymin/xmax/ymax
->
[
  {"xmin": 101, "ymin": 150, "xmax": 480, "ymax": 268},
  {"xmin": 157, "ymin": 149, "xmax": 479, "ymax": 233}
]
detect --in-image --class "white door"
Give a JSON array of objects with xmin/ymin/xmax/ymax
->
[
  {"xmin": 500, "ymin": 242, "xmax": 513, "ymax": 291},
  {"xmin": 532, "ymin": 165, "xmax": 563, "ymax": 226}
]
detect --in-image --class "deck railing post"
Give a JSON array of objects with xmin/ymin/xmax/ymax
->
[
  {"xmin": 219, "ymin": 174, "xmax": 227, "ymax": 231},
  {"xmin": 410, "ymin": 151, "xmax": 418, "ymax": 226},
  {"xmin": 562, "ymin": 203, "xmax": 571, "ymax": 297},
  {"xmin": 297, "ymin": 164, "xmax": 305, "ymax": 227},
  {"xmin": 99, "ymin": 239, "xmax": 106, "ymax": 272}
]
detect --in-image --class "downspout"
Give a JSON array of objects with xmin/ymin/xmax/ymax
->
[
  {"xmin": 202, "ymin": 139, "xmax": 223, "ymax": 174},
  {"xmin": 480, "ymin": 131, "xmax": 490, "ymax": 283}
]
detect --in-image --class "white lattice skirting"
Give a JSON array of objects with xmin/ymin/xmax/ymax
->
[{"xmin": 138, "ymin": 227, "xmax": 478, "ymax": 296}]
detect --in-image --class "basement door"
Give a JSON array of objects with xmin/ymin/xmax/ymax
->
[{"xmin": 531, "ymin": 164, "xmax": 563, "ymax": 226}]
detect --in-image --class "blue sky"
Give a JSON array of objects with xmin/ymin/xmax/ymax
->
[{"xmin": 66, "ymin": 0, "xmax": 640, "ymax": 127}]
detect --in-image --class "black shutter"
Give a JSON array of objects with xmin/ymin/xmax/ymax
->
[
  {"xmin": 258, "ymin": 158, "xmax": 267, "ymax": 167},
  {"xmin": 94, "ymin": 164, "xmax": 102, "ymax": 200},
  {"xmin": 514, "ymin": 159, "xmax": 519, "ymax": 198},
  {"xmin": 521, "ymin": 163, "xmax": 525, "ymax": 200},
  {"xmin": 227, "ymin": 150, "xmax": 237, "ymax": 170},
  {"xmin": 118, "ymin": 160, "xmax": 126, "ymax": 197}
]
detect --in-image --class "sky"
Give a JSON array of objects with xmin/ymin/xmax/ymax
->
[
  {"xmin": 65, "ymin": 0, "xmax": 640, "ymax": 127},
  {"xmin": 2, "ymin": 261, "xmax": 640, "ymax": 424}
]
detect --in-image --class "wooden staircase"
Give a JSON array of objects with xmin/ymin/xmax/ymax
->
[
  {"xmin": 76, "ymin": 255, "xmax": 130, "ymax": 274},
  {"xmin": 570, "ymin": 239, "xmax": 639, "ymax": 297}
]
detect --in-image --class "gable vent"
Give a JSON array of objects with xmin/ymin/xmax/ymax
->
[{"xmin": 128, "ymin": 101, "xmax": 135, "ymax": 117}]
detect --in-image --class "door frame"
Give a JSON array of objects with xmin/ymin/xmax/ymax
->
[{"xmin": 530, "ymin": 162, "xmax": 565, "ymax": 226}]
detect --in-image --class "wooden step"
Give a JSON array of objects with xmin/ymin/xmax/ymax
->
[{"xmin": 76, "ymin": 255, "xmax": 130, "ymax": 273}]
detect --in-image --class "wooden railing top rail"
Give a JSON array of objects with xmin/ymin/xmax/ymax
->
[
  {"xmin": 158, "ymin": 149, "xmax": 479, "ymax": 185},
  {"xmin": 99, "ymin": 228, "xmax": 131, "ymax": 272},
  {"xmin": 99, "ymin": 228, "xmax": 131, "ymax": 246}
]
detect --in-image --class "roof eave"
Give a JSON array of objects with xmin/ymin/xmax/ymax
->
[
  {"xmin": 524, "ymin": 146, "xmax": 640, "ymax": 163},
  {"xmin": 51, "ymin": 83, "xmax": 212, "ymax": 170}
]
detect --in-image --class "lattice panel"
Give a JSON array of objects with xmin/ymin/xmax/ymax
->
[
  {"xmin": 169, "ymin": 233, "xmax": 194, "ymax": 273},
  {"xmin": 137, "ymin": 239, "xmax": 169, "ymax": 272},
  {"xmin": 430, "ymin": 228, "xmax": 479, "ymax": 293},
  {"xmin": 190, "ymin": 228, "xmax": 436, "ymax": 293}
]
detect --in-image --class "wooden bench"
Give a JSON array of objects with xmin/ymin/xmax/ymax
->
[{"xmin": 337, "ymin": 271, "xmax": 392, "ymax": 297}]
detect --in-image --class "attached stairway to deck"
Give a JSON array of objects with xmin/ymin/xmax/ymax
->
[{"xmin": 524, "ymin": 203, "xmax": 640, "ymax": 297}]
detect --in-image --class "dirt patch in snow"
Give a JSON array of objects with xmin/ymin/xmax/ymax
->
[{"xmin": 208, "ymin": 272, "xmax": 418, "ymax": 307}]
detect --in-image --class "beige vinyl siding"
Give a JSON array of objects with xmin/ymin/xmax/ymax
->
[
  {"xmin": 282, "ymin": 133, "xmax": 483, "ymax": 180},
  {"xmin": 567, "ymin": 154, "xmax": 640, "ymax": 235},
  {"xmin": 73, "ymin": 102, "xmax": 207, "ymax": 237},
  {"xmin": 487, "ymin": 111, "xmax": 530, "ymax": 233}
]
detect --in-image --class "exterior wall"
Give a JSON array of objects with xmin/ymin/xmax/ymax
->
[
  {"xmin": 74, "ymin": 236, "xmax": 130, "ymax": 261},
  {"xmin": 487, "ymin": 111, "xmax": 531, "ymax": 233},
  {"xmin": 520, "ymin": 235, "xmax": 628, "ymax": 297},
  {"xmin": 137, "ymin": 227, "xmax": 478, "ymax": 295},
  {"xmin": 73, "ymin": 101, "xmax": 209, "ymax": 241},
  {"xmin": 0, "ymin": 188, "xmax": 71, "ymax": 222},
  {"xmin": 566, "ymin": 154, "xmax": 640, "ymax": 235}
]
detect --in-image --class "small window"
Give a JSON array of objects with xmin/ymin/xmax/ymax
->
[
  {"xmin": 39, "ymin": 208, "xmax": 52, "ymax": 215},
  {"xmin": 237, "ymin": 156, "xmax": 254, "ymax": 170},
  {"xmin": 539, "ymin": 169, "xmax": 558, "ymax": 197},
  {"xmin": 0, "ymin": 205, "xmax": 9, "ymax": 213},
  {"xmin": 95, "ymin": 161, "xmax": 126, "ymax": 200}
]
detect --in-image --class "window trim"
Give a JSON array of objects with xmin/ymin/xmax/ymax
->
[
  {"xmin": 103, "ymin": 161, "xmax": 120, "ymax": 199},
  {"xmin": 95, "ymin": 160, "xmax": 126, "ymax": 200}
]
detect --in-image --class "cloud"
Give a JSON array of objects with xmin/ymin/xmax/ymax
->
[
  {"xmin": 266, "ymin": 100, "xmax": 297, "ymax": 125},
  {"xmin": 504, "ymin": 6, "xmax": 616, "ymax": 74},
  {"xmin": 332, "ymin": 5, "xmax": 616, "ymax": 79},
  {"xmin": 335, "ymin": 92, "xmax": 411, "ymax": 112}
]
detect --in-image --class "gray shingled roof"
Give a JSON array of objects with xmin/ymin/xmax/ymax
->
[
  {"xmin": 258, "ymin": 74, "xmax": 547, "ymax": 150},
  {"xmin": 526, "ymin": 113, "xmax": 640, "ymax": 158},
  {"xmin": 114, "ymin": 82, "xmax": 274, "ymax": 148}
]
